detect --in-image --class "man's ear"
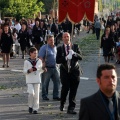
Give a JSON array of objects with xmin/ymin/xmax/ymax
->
[{"xmin": 96, "ymin": 78, "xmax": 100, "ymax": 85}]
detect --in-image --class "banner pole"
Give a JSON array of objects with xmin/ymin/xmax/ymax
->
[{"xmin": 71, "ymin": 23, "xmax": 74, "ymax": 44}]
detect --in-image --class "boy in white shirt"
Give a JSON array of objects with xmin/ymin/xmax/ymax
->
[{"xmin": 23, "ymin": 47, "xmax": 43, "ymax": 114}]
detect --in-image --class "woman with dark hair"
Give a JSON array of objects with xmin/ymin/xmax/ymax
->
[
  {"xmin": 32, "ymin": 18, "xmax": 43, "ymax": 51},
  {"xmin": 101, "ymin": 27, "xmax": 114, "ymax": 63},
  {"xmin": 18, "ymin": 23, "xmax": 29, "ymax": 59},
  {"xmin": 110, "ymin": 24, "xmax": 118, "ymax": 60},
  {"xmin": 0, "ymin": 24, "xmax": 13, "ymax": 67}
]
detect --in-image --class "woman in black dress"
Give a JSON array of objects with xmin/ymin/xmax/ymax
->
[
  {"xmin": 101, "ymin": 26, "xmax": 114, "ymax": 63},
  {"xmin": 18, "ymin": 23, "xmax": 29, "ymax": 59},
  {"xmin": 32, "ymin": 18, "xmax": 42, "ymax": 51},
  {"xmin": 0, "ymin": 24, "xmax": 13, "ymax": 67}
]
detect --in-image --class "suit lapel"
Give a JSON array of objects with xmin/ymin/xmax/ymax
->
[
  {"xmin": 72, "ymin": 44, "xmax": 74, "ymax": 50},
  {"xmin": 94, "ymin": 91, "xmax": 110, "ymax": 118},
  {"xmin": 115, "ymin": 91, "xmax": 120, "ymax": 120}
]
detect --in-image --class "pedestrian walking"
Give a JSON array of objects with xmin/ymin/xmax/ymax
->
[
  {"xmin": 56, "ymin": 32, "xmax": 83, "ymax": 114},
  {"xmin": 18, "ymin": 23, "xmax": 29, "ymax": 59},
  {"xmin": 39, "ymin": 34, "xmax": 60, "ymax": 101},
  {"xmin": 101, "ymin": 27, "xmax": 114, "ymax": 63},
  {"xmin": 94, "ymin": 18, "xmax": 101, "ymax": 40},
  {"xmin": 23, "ymin": 47, "xmax": 43, "ymax": 114},
  {"xmin": 0, "ymin": 24, "xmax": 13, "ymax": 67},
  {"xmin": 79, "ymin": 64, "xmax": 120, "ymax": 120},
  {"xmin": 12, "ymin": 28, "xmax": 20, "ymax": 57},
  {"xmin": 32, "ymin": 18, "xmax": 43, "ymax": 51}
]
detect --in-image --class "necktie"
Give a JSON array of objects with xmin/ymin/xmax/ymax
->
[
  {"xmin": 67, "ymin": 45, "xmax": 70, "ymax": 55},
  {"xmin": 108, "ymin": 98, "xmax": 113, "ymax": 113}
]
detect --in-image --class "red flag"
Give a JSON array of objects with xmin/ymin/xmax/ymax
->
[
  {"xmin": 58, "ymin": 0, "xmax": 95, "ymax": 23},
  {"xmin": 68, "ymin": 0, "xmax": 85, "ymax": 23},
  {"xmin": 83, "ymin": 0, "xmax": 95, "ymax": 22},
  {"xmin": 59, "ymin": 0, "xmax": 69, "ymax": 23}
]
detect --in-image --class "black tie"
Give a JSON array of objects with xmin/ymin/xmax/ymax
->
[
  {"xmin": 67, "ymin": 45, "xmax": 70, "ymax": 55},
  {"xmin": 108, "ymin": 98, "xmax": 113, "ymax": 113}
]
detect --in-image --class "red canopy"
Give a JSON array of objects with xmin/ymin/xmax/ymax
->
[{"xmin": 59, "ymin": 0, "xmax": 95, "ymax": 23}]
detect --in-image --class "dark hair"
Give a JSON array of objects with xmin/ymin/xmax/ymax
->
[
  {"xmin": 29, "ymin": 47, "xmax": 37, "ymax": 55},
  {"xmin": 13, "ymin": 28, "xmax": 18, "ymax": 34},
  {"xmin": 3, "ymin": 23, "xmax": 9, "ymax": 27},
  {"xmin": 97, "ymin": 64, "xmax": 116, "ymax": 78}
]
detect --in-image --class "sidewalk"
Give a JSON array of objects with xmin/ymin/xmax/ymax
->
[{"xmin": 0, "ymin": 31, "xmax": 120, "ymax": 120}]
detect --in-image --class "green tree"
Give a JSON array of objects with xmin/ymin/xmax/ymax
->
[
  {"xmin": 40, "ymin": 0, "xmax": 53, "ymax": 13},
  {"xmin": 0, "ymin": 0, "xmax": 45, "ymax": 19},
  {"xmin": 40, "ymin": 0, "xmax": 58, "ymax": 14},
  {"xmin": 98, "ymin": 0, "xmax": 103, "ymax": 12},
  {"xmin": 102, "ymin": 0, "xmax": 120, "ymax": 11}
]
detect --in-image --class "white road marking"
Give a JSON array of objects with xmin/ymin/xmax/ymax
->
[
  {"xmin": 0, "ymin": 68, "xmax": 6, "ymax": 70},
  {"xmin": 11, "ymin": 69, "xmax": 23, "ymax": 72},
  {"xmin": 80, "ymin": 77, "xmax": 89, "ymax": 80},
  {"xmin": 1, "ymin": 69, "xmax": 120, "ymax": 81}
]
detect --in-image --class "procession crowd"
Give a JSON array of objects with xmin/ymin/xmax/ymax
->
[{"xmin": 0, "ymin": 12, "xmax": 120, "ymax": 120}]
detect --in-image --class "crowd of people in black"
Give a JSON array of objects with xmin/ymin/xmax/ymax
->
[
  {"xmin": 83, "ymin": 13, "xmax": 120, "ymax": 64},
  {"xmin": 0, "ymin": 15, "xmax": 81, "ymax": 67},
  {"xmin": 100, "ymin": 14, "xmax": 120, "ymax": 64}
]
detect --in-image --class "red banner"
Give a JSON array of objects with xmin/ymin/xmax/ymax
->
[{"xmin": 58, "ymin": 0, "xmax": 95, "ymax": 23}]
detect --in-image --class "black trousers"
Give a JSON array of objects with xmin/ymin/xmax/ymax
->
[
  {"xmin": 95, "ymin": 28, "xmax": 100, "ymax": 40},
  {"xmin": 60, "ymin": 68, "xmax": 80, "ymax": 110}
]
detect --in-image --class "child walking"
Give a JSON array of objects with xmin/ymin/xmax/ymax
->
[{"xmin": 23, "ymin": 47, "xmax": 43, "ymax": 114}]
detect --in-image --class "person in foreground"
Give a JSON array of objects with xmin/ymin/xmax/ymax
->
[
  {"xmin": 79, "ymin": 64, "xmax": 120, "ymax": 120},
  {"xmin": 56, "ymin": 32, "xmax": 82, "ymax": 114},
  {"xmin": 23, "ymin": 47, "xmax": 43, "ymax": 114}
]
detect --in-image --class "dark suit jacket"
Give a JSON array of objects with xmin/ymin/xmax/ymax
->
[
  {"xmin": 79, "ymin": 90, "xmax": 120, "ymax": 120},
  {"xmin": 56, "ymin": 44, "xmax": 82, "ymax": 77}
]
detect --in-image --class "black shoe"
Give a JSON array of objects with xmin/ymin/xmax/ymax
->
[
  {"xmin": 111, "ymin": 57, "xmax": 114, "ymax": 60},
  {"xmin": 28, "ymin": 107, "xmax": 33, "ymax": 113},
  {"xmin": 22, "ymin": 56, "xmax": 25, "ymax": 59},
  {"xmin": 33, "ymin": 110, "xmax": 38, "ymax": 114},
  {"xmin": 60, "ymin": 106, "xmax": 65, "ymax": 111},
  {"xmin": 53, "ymin": 97, "xmax": 61, "ymax": 101},
  {"xmin": 2, "ymin": 65, "xmax": 5, "ymax": 68},
  {"xmin": 67, "ymin": 110, "xmax": 77, "ymax": 114},
  {"xmin": 43, "ymin": 97, "xmax": 49, "ymax": 100}
]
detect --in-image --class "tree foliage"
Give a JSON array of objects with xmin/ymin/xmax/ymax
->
[
  {"xmin": 0, "ymin": 0, "xmax": 45, "ymax": 19},
  {"xmin": 98, "ymin": 0, "xmax": 103, "ymax": 12},
  {"xmin": 40, "ymin": 0, "xmax": 53, "ymax": 13},
  {"xmin": 40, "ymin": 0, "xmax": 58, "ymax": 14},
  {"xmin": 102, "ymin": 0, "xmax": 120, "ymax": 10}
]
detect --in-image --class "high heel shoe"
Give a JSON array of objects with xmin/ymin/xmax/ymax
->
[{"xmin": 2, "ymin": 65, "xmax": 5, "ymax": 68}]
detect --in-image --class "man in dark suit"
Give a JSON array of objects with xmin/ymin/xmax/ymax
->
[
  {"xmin": 56, "ymin": 32, "xmax": 82, "ymax": 114},
  {"xmin": 79, "ymin": 64, "xmax": 120, "ymax": 120}
]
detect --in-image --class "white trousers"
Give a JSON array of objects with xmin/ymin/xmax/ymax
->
[{"xmin": 27, "ymin": 83, "xmax": 40, "ymax": 111}]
